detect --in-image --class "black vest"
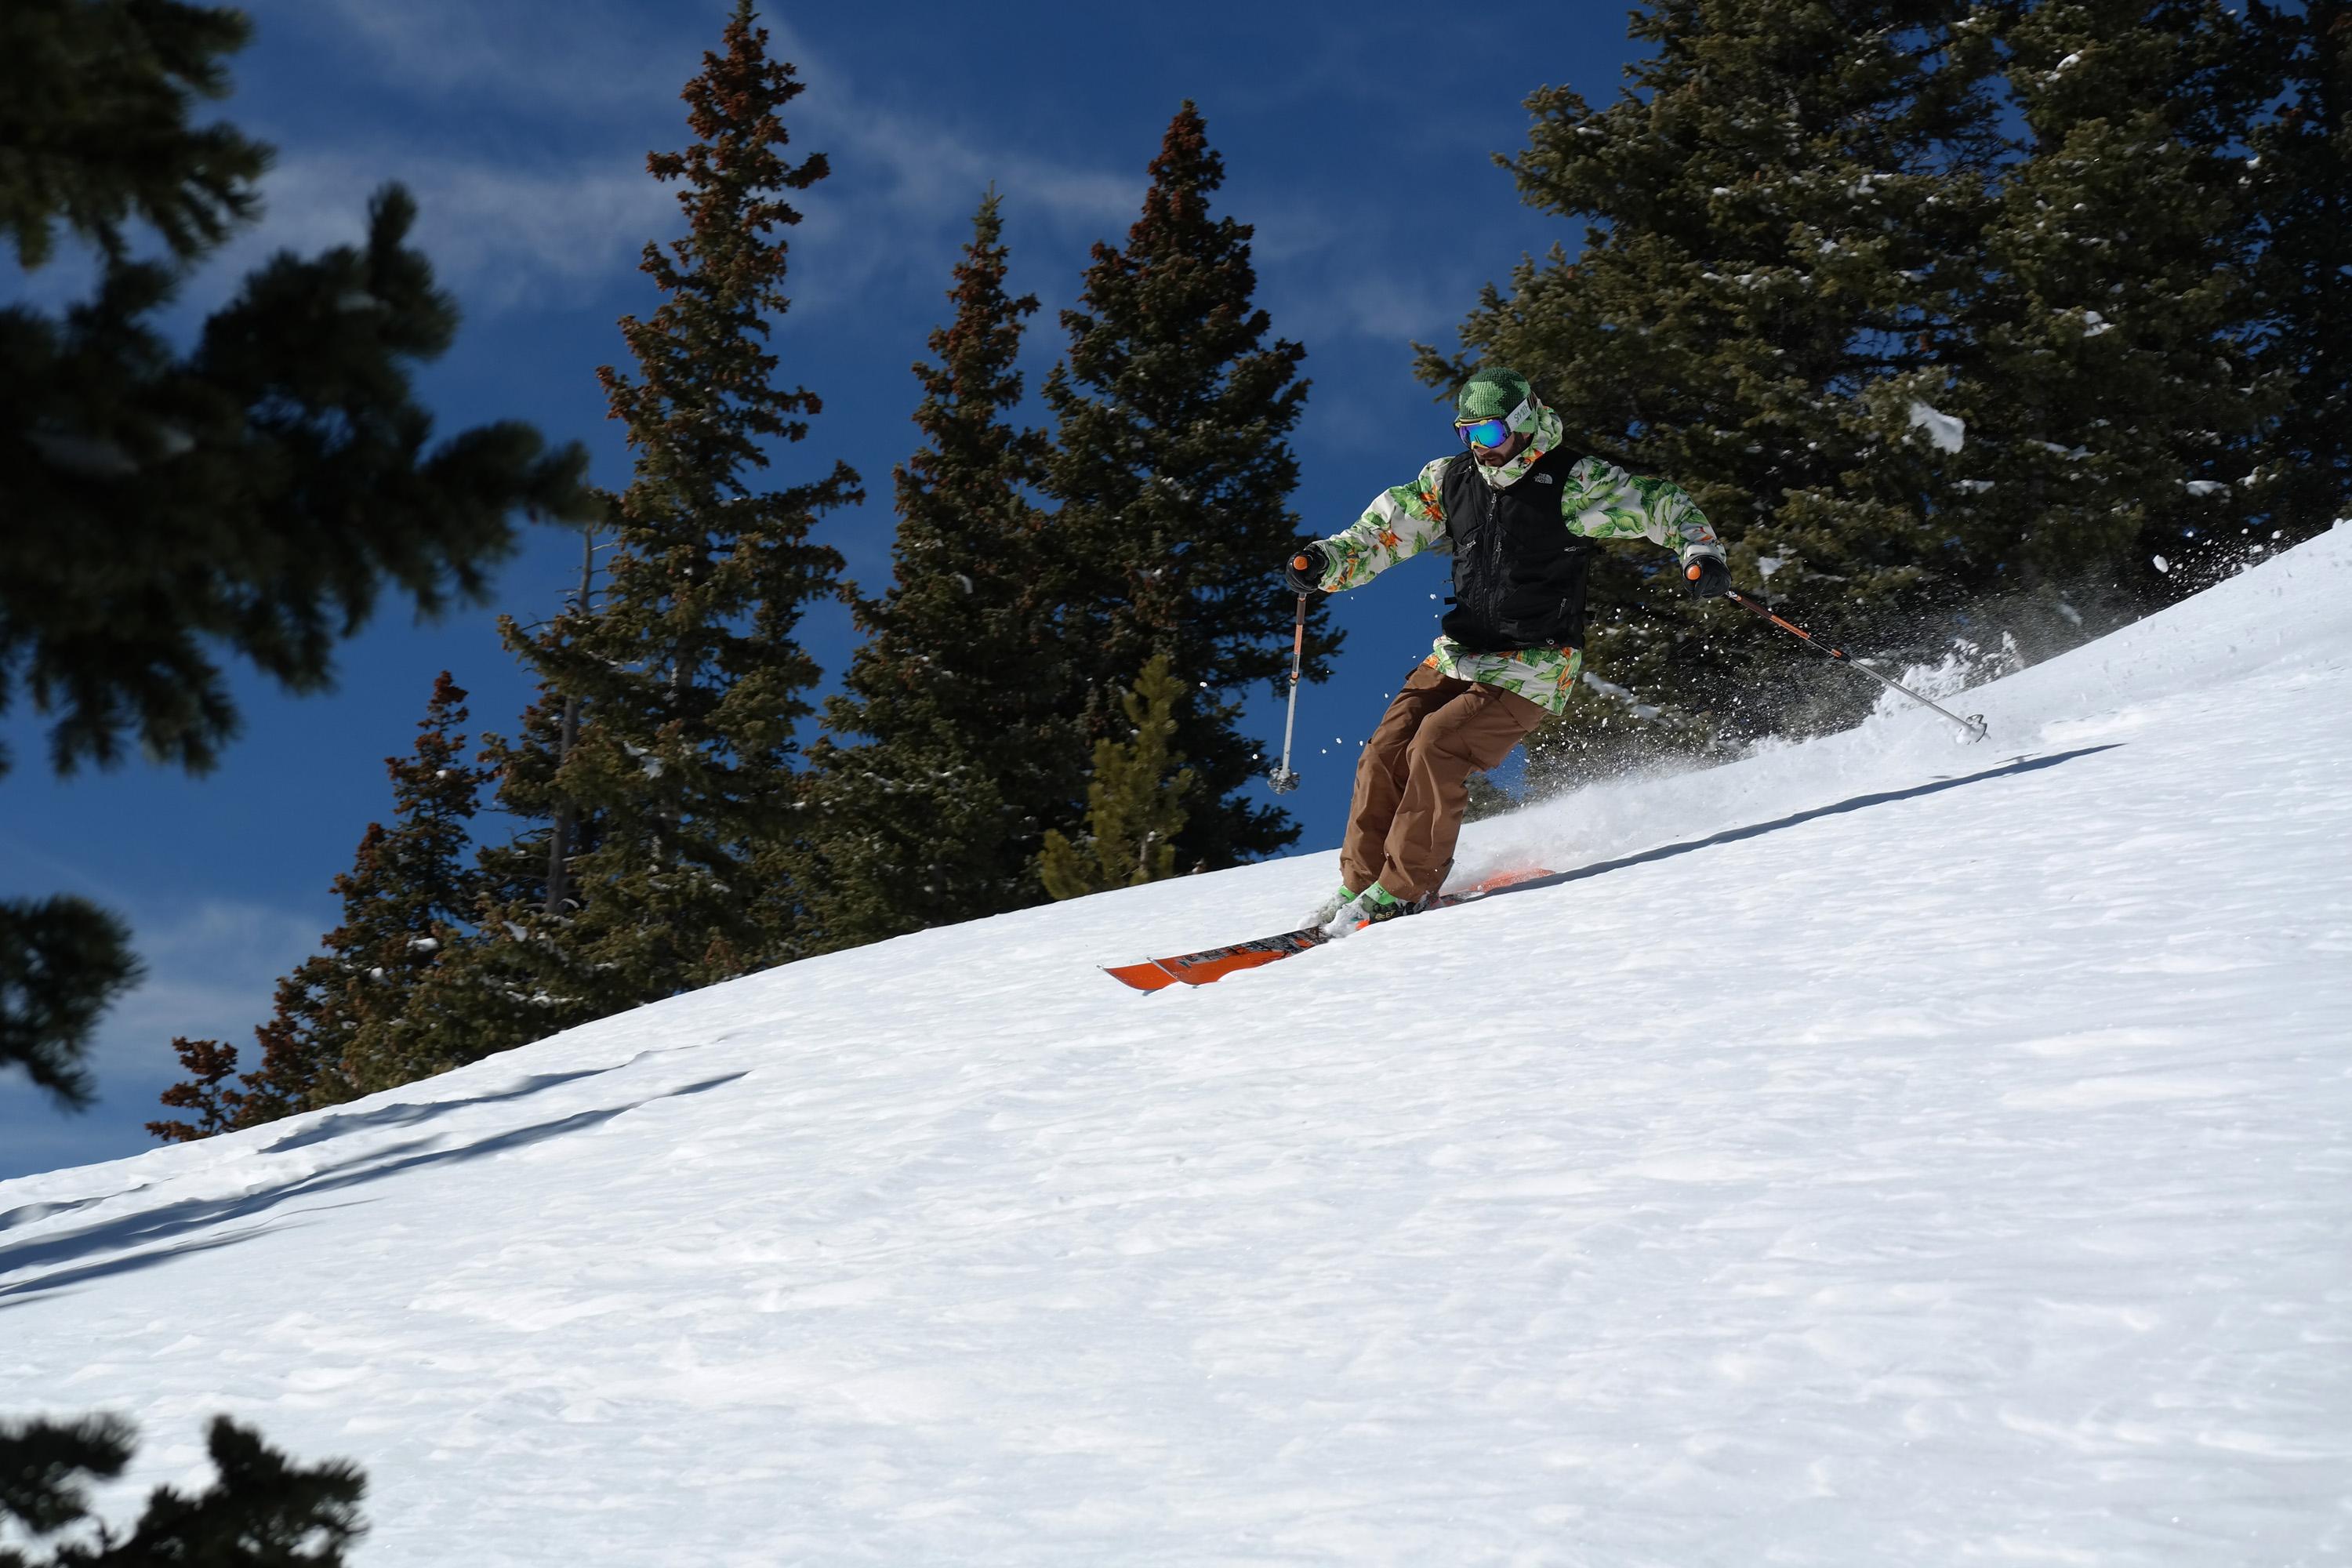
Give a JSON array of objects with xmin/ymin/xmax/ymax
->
[{"xmin": 1439, "ymin": 446, "xmax": 1592, "ymax": 654}]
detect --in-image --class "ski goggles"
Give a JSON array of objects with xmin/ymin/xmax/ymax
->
[{"xmin": 1453, "ymin": 397, "xmax": 1530, "ymax": 449}]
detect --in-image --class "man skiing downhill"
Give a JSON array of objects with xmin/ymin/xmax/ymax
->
[{"xmin": 1285, "ymin": 366, "xmax": 1730, "ymax": 935}]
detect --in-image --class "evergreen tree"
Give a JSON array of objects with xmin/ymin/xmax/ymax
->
[
  {"xmin": 1038, "ymin": 655, "xmax": 1196, "ymax": 899},
  {"xmin": 1960, "ymin": 0, "xmax": 2272, "ymax": 601},
  {"xmin": 2245, "ymin": 0, "xmax": 2352, "ymax": 544},
  {"xmin": 149, "ymin": 673, "xmax": 489, "ymax": 1138},
  {"xmin": 145, "ymin": 1035, "xmax": 242, "ymax": 1142},
  {"xmin": 475, "ymin": 0, "xmax": 858, "ymax": 1026},
  {"xmin": 1422, "ymin": 1, "xmax": 2013, "ymax": 760},
  {"xmin": 0, "ymin": 1411, "xmax": 365, "ymax": 1566},
  {"xmin": 529, "ymin": 528, "xmax": 607, "ymax": 926},
  {"xmin": 1, "ymin": 0, "xmax": 590, "ymax": 1109},
  {"xmin": 808, "ymin": 192, "xmax": 1073, "ymax": 946},
  {"xmin": 1044, "ymin": 103, "xmax": 1334, "ymax": 871},
  {"xmin": 387, "ymin": 533, "xmax": 622, "ymax": 1075}
]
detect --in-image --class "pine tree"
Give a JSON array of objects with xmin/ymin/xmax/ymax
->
[
  {"xmin": 147, "ymin": 1035, "xmax": 243, "ymax": 1142},
  {"xmin": 1959, "ymin": 0, "xmax": 2273, "ymax": 603},
  {"xmin": 390, "ymin": 532, "xmax": 622, "ymax": 1074},
  {"xmin": 0, "ymin": 1411, "xmax": 365, "ymax": 1566},
  {"xmin": 2, "ymin": 0, "xmax": 590, "ymax": 1109},
  {"xmin": 149, "ymin": 673, "xmax": 489, "ymax": 1138},
  {"xmin": 1422, "ymin": 1, "xmax": 2013, "ymax": 760},
  {"xmin": 481, "ymin": 524, "xmax": 609, "ymax": 925},
  {"xmin": 1044, "ymin": 103, "xmax": 1333, "ymax": 871},
  {"xmin": 808, "ymin": 192, "xmax": 1074, "ymax": 946},
  {"xmin": 317, "ymin": 672, "xmax": 491, "ymax": 1099},
  {"xmin": 2245, "ymin": 0, "xmax": 2352, "ymax": 545},
  {"xmin": 481, "ymin": 0, "xmax": 858, "ymax": 1025},
  {"xmin": 1038, "ymin": 655, "xmax": 1196, "ymax": 899}
]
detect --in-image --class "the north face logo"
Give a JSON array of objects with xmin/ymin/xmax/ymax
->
[{"xmin": 1533, "ymin": 473, "xmax": 1555, "ymax": 484}]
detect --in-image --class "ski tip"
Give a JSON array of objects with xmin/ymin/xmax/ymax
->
[{"xmin": 1103, "ymin": 961, "xmax": 1178, "ymax": 993}]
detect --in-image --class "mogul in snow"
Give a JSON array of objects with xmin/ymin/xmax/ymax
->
[{"xmin": 1285, "ymin": 366, "xmax": 1729, "ymax": 935}]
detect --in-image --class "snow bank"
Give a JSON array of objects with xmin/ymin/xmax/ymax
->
[{"xmin": 3, "ymin": 532, "xmax": 2347, "ymax": 1566}]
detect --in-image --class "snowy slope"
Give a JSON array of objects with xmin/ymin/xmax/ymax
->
[{"xmin": 5, "ymin": 532, "xmax": 2348, "ymax": 1566}]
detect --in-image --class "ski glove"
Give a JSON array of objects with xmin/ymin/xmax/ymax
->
[
  {"xmin": 1684, "ymin": 556, "xmax": 1732, "ymax": 599},
  {"xmin": 1283, "ymin": 543, "xmax": 1331, "ymax": 594}
]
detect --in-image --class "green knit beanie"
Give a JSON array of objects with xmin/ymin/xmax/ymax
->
[{"xmin": 1455, "ymin": 366, "xmax": 1534, "ymax": 423}]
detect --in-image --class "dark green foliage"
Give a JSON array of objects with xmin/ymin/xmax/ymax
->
[
  {"xmin": 391, "ymin": 539, "xmax": 623, "ymax": 1073},
  {"xmin": 413, "ymin": 677, "xmax": 619, "ymax": 1071},
  {"xmin": 0, "ymin": 0, "xmax": 590, "ymax": 1111},
  {"xmin": 0, "ymin": 898, "xmax": 139, "ymax": 1111},
  {"xmin": 4, "ymin": 176, "xmax": 590, "ymax": 779},
  {"xmin": 323, "ymin": 673, "xmax": 494, "ymax": 1098},
  {"xmin": 455, "ymin": 0, "xmax": 857, "ymax": 1029},
  {"xmin": 150, "ymin": 673, "xmax": 490, "ymax": 1138},
  {"xmin": 0, "ymin": 1412, "xmax": 365, "ymax": 1567},
  {"xmin": 1038, "ymin": 655, "xmax": 1196, "ymax": 899},
  {"xmin": 0, "ymin": 0, "xmax": 264, "ymax": 270},
  {"xmin": 2245, "ymin": 0, "xmax": 2352, "ymax": 549},
  {"xmin": 1959, "ymin": 0, "xmax": 2274, "ymax": 601},
  {"xmin": 1044, "ymin": 103, "xmax": 1334, "ymax": 871},
  {"xmin": 808, "ymin": 193, "xmax": 1075, "ymax": 945}
]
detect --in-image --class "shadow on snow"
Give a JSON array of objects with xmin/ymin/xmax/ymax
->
[
  {"xmin": 0, "ymin": 1073, "xmax": 750, "ymax": 1308},
  {"xmin": 0, "ymin": 1047, "xmax": 703, "ymax": 1237},
  {"xmin": 1479, "ymin": 745, "xmax": 2123, "ymax": 904}
]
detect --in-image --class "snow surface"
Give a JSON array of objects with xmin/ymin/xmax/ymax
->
[{"xmin": 5, "ymin": 532, "xmax": 2350, "ymax": 1566}]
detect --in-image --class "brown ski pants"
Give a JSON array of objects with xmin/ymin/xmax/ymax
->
[{"xmin": 1340, "ymin": 659, "xmax": 1549, "ymax": 904}]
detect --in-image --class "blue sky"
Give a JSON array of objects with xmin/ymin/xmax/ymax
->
[{"xmin": 0, "ymin": 0, "xmax": 1653, "ymax": 1177}]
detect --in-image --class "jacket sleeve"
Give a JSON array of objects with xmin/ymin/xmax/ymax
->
[
  {"xmin": 1315, "ymin": 456, "xmax": 1454, "ymax": 590},
  {"xmin": 1559, "ymin": 458, "xmax": 1726, "ymax": 564}
]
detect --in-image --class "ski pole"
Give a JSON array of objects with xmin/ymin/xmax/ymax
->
[
  {"xmin": 1711, "ymin": 578, "xmax": 1989, "ymax": 742},
  {"xmin": 1268, "ymin": 584, "xmax": 1307, "ymax": 793}
]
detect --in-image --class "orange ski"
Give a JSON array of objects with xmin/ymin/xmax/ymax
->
[{"xmin": 1105, "ymin": 867, "xmax": 1554, "ymax": 992}]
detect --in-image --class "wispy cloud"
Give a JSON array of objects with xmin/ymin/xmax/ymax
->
[
  {"xmin": 17, "ymin": 2, "xmax": 1480, "ymax": 358},
  {"xmin": 220, "ymin": 149, "xmax": 681, "ymax": 314},
  {"xmin": 0, "ymin": 895, "xmax": 322, "ymax": 1179},
  {"xmin": 1294, "ymin": 268, "xmax": 1472, "ymax": 345},
  {"xmin": 266, "ymin": 0, "xmax": 705, "ymax": 116},
  {"xmin": 100, "ymin": 898, "xmax": 325, "ymax": 1075},
  {"xmin": 231, "ymin": 1, "xmax": 1142, "ymax": 319}
]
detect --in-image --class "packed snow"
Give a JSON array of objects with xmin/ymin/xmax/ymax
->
[{"xmin": 4, "ymin": 531, "xmax": 2348, "ymax": 1566}]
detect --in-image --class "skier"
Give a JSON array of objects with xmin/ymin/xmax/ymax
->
[{"xmin": 1284, "ymin": 366, "xmax": 1730, "ymax": 935}]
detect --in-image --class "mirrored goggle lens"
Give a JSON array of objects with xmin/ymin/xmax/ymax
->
[{"xmin": 1455, "ymin": 417, "xmax": 1511, "ymax": 448}]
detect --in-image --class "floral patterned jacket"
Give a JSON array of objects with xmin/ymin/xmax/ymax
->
[{"xmin": 1312, "ymin": 400, "xmax": 1725, "ymax": 714}]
